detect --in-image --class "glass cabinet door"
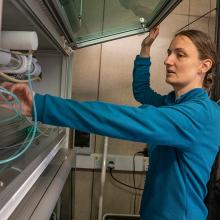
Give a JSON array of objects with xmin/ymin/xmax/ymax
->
[{"xmin": 50, "ymin": 0, "xmax": 182, "ymax": 48}]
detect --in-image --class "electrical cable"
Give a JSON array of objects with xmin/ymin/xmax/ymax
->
[
  {"xmin": 90, "ymin": 12, "xmax": 105, "ymax": 219},
  {"xmin": 187, "ymin": 0, "xmax": 190, "ymax": 30},
  {"xmin": 177, "ymin": 8, "xmax": 216, "ymax": 32},
  {"xmin": 108, "ymin": 150, "xmax": 147, "ymax": 214},
  {"xmin": 109, "ymin": 167, "xmax": 144, "ymax": 191}
]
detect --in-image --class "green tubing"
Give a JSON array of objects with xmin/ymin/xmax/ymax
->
[{"xmin": 0, "ymin": 55, "xmax": 38, "ymax": 165}]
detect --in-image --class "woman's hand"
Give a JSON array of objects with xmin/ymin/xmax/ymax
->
[
  {"xmin": 140, "ymin": 26, "xmax": 159, "ymax": 57},
  {"xmin": 1, "ymin": 82, "xmax": 33, "ymax": 117}
]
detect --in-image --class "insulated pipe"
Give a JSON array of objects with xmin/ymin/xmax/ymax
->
[
  {"xmin": 98, "ymin": 137, "xmax": 109, "ymax": 220},
  {"xmin": 1, "ymin": 31, "xmax": 38, "ymax": 50}
]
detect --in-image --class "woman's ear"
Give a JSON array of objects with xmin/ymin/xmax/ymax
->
[{"xmin": 201, "ymin": 59, "xmax": 213, "ymax": 74}]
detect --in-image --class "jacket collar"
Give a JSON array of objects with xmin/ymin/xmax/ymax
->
[{"xmin": 165, "ymin": 88, "xmax": 208, "ymax": 105}]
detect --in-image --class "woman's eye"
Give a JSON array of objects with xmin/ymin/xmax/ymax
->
[{"xmin": 177, "ymin": 53, "xmax": 185, "ymax": 58}]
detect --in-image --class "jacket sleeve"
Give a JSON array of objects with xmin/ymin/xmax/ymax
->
[
  {"xmin": 34, "ymin": 93, "xmax": 202, "ymax": 148},
  {"xmin": 133, "ymin": 55, "xmax": 166, "ymax": 106}
]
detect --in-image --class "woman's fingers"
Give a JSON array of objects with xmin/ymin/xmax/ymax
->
[
  {"xmin": 0, "ymin": 83, "xmax": 32, "ymax": 116},
  {"xmin": 141, "ymin": 26, "xmax": 160, "ymax": 48},
  {"xmin": 149, "ymin": 26, "xmax": 159, "ymax": 39},
  {"xmin": 0, "ymin": 82, "xmax": 13, "ymax": 101},
  {"xmin": 1, "ymin": 81, "xmax": 13, "ymax": 90},
  {"xmin": 0, "ymin": 102, "xmax": 21, "ymax": 111}
]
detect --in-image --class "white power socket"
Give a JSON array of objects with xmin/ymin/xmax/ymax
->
[
  {"xmin": 76, "ymin": 153, "xmax": 148, "ymax": 171},
  {"xmin": 107, "ymin": 156, "xmax": 116, "ymax": 169},
  {"xmin": 94, "ymin": 154, "xmax": 102, "ymax": 168},
  {"xmin": 143, "ymin": 157, "xmax": 149, "ymax": 171},
  {"xmin": 94, "ymin": 154, "xmax": 116, "ymax": 169}
]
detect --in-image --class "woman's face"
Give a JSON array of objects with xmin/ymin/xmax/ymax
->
[{"xmin": 164, "ymin": 35, "xmax": 203, "ymax": 88}]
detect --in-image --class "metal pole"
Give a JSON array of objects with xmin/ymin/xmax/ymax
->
[{"xmin": 98, "ymin": 137, "xmax": 109, "ymax": 220}]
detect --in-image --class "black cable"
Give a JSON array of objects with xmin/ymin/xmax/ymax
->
[
  {"xmin": 109, "ymin": 150, "xmax": 146, "ymax": 192},
  {"xmin": 187, "ymin": 0, "xmax": 190, "ymax": 30},
  {"xmin": 89, "ymin": 167, "xmax": 95, "ymax": 220},
  {"xmin": 109, "ymin": 167, "xmax": 144, "ymax": 190},
  {"xmin": 109, "ymin": 150, "xmax": 147, "ymax": 214},
  {"xmin": 90, "ymin": 4, "xmax": 105, "ymax": 217},
  {"xmin": 178, "ymin": 8, "xmax": 216, "ymax": 32}
]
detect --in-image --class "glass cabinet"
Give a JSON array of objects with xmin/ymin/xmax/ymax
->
[{"xmin": 48, "ymin": 0, "xmax": 182, "ymax": 48}]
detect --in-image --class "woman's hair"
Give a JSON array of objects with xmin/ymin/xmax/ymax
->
[{"xmin": 175, "ymin": 29, "xmax": 217, "ymax": 92}]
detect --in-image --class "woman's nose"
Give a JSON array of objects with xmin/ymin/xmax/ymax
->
[{"xmin": 164, "ymin": 55, "xmax": 173, "ymax": 66}]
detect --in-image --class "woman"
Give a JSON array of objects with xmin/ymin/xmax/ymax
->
[
  {"xmin": 3, "ymin": 27, "xmax": 220, "ymax": 220},
  {"xmin": 133, "ymin": 27, "xmax": 219, "ymax": 219}
]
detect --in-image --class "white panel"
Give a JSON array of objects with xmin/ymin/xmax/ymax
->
[
  {"xmin": 75, "ymin": 153, "xmax": 148, "ymax": 172},
  {"xmin": 32, "ymin": 53, "xmax": 63, "ymax": 96}
]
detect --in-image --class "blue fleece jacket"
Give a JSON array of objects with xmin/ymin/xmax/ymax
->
[{"xmin": 33, "ymin": 56, "xmax": 220, "ymax": 220}]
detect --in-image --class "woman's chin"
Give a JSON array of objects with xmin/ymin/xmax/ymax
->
[
  {"xmin": 165, "ymin": 77, "xmax": 174, "ymax": 85},
  {"xmin": 166, "ymin": 78, "xmax": 179, "ymax": 88}
]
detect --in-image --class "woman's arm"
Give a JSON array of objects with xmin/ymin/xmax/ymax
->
[
  {"xmin": 133, "ymin": 27, "xmax": 166, "ymax": 106},
  {"xmin": 1, "ymin": 82, "xmax": 204, "ymax": 148},
  {"xmin": 35, "ymin": 93, "xmax": 202, "ymax": 148},
  {"xmin": 132, "ymin": 56, "xmax": 166, "ymax": 106}
]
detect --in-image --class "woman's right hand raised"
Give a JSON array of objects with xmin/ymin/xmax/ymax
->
[
  {"xmin": 140, "ymin": 26, "xmax": 159, "ymax": 57},
  {"xmin": 1, "ymin": 82, "xmax": 33, "ymax": 117}
]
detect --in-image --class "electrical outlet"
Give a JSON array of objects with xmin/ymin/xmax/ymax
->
[
  {"xmin": 94, "ymin": 154, "xmax": 102, "ymax": 169},
  {"xmin": 107, "ymin": 160, "xmax": 115, "ymax": 169},
  {"xmin": 107, "ymin": 156, "xmax": 116, "ymax": 169},
  {"xmin": 107, "ymin": 156, "xmax": 116, "ymax": 166},
  {"xmin": 93, "ymin": 154, "xmax": 117, "ymax": 169},
  {"xmin": 143, "ymin": 157, "xmax": 149, "ymax": 171},
  {"xmin": 76, "ymin": 153, "xmax": 148, "ymax": 171}
]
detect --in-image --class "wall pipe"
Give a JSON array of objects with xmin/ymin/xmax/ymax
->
[{"xmin": 98, "ymin": 137, "xmax": 109, "ymax": 220}]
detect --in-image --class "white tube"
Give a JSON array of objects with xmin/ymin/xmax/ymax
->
[
  {"xmin": 0, "ymin": 54, "xmax": 28, "ymax": 74},
  {"xmin": 1, "ymin": 31, "xmax": 38, "ymax": 50},
  {"xmin": 98, "ymin": 137, "xmax": 109, "ymax": 220},
  {"xmin": 0, "ymin": 49, "xmax": 11, "ymax": 65}
]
